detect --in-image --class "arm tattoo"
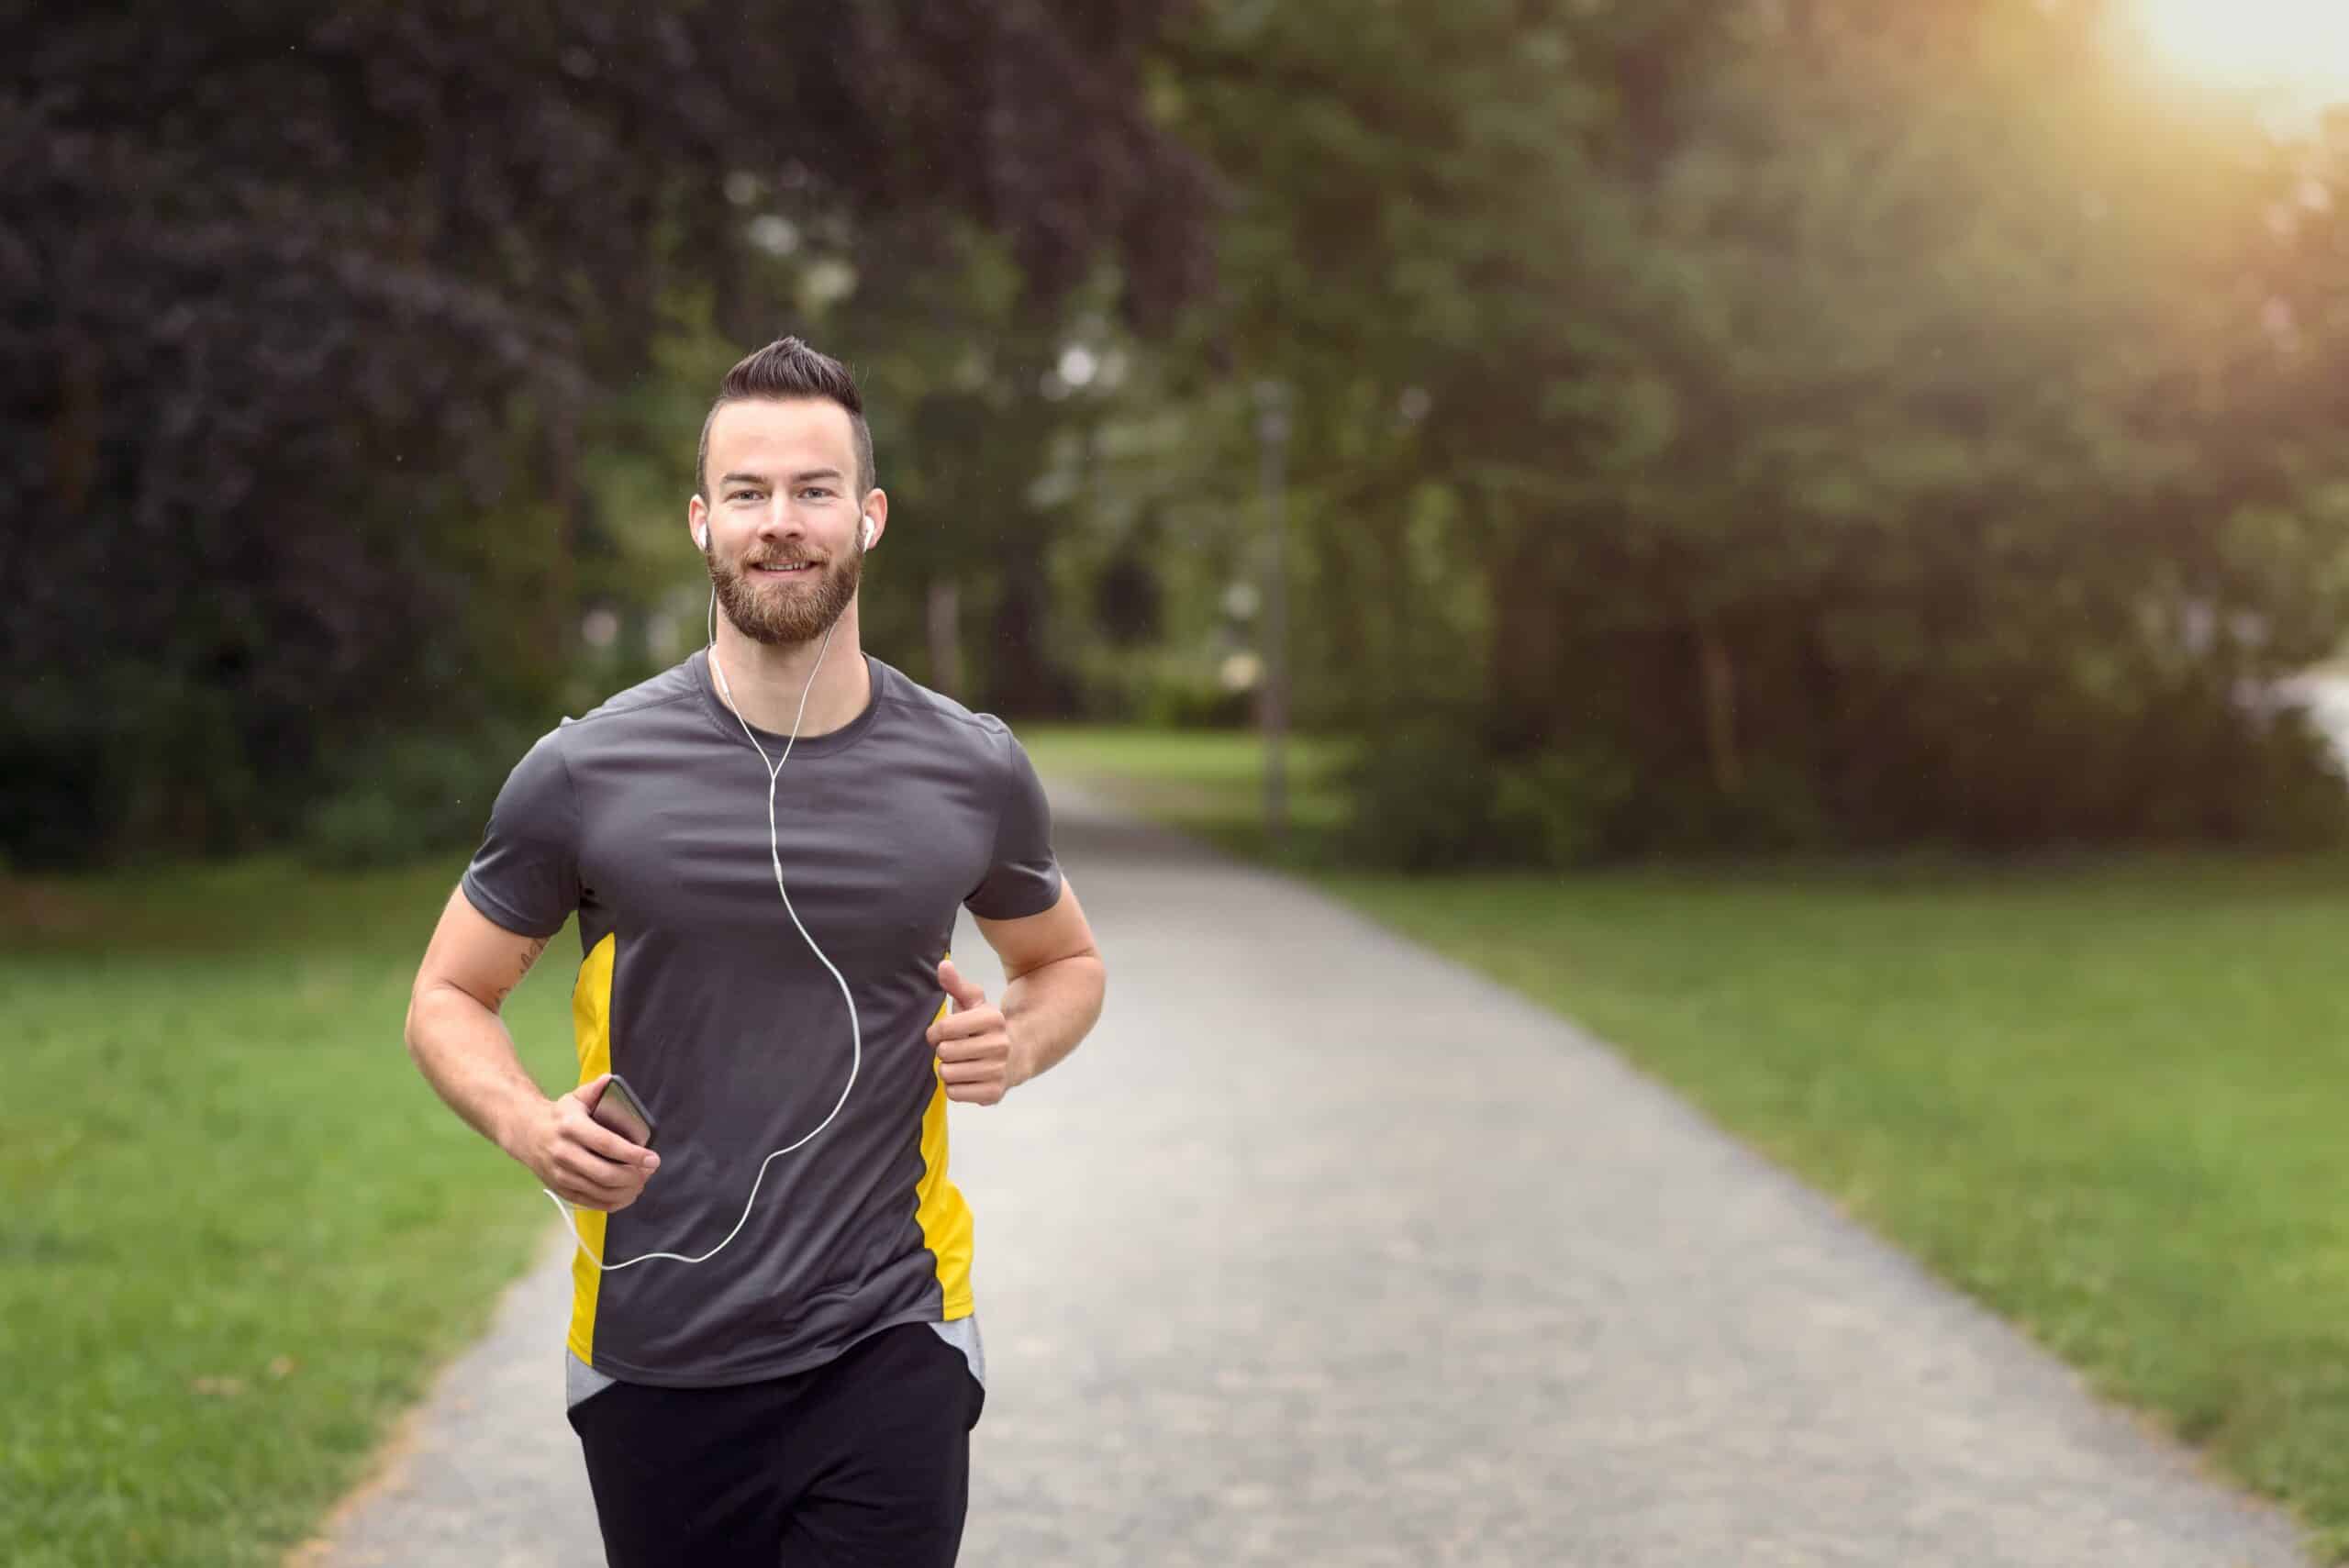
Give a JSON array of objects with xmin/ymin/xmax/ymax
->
[{"xmin": 491, "ymin": 935, "xmax": 554, "ymax": 1010}]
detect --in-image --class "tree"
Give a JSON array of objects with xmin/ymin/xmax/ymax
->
[
  {"xmin": 2, "ymin": 0, "xmax": 1211, "ymax": 865},
  {"xmin": 1146, "ymin": 0, "xmax": 2349, "ymax": 860}
]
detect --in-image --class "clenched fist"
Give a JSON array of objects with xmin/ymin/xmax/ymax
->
[
  {"xmin": 518, "ymin": 1073, "xmax": 662, "ymax": 1212},
  {"xmin": 928, "ymin": 957, "xmax": 1024, "ymax": 1106}
]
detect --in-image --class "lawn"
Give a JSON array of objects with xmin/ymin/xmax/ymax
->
[
  {"xmin": 17, "ymin": 729, "xmax": 2349, "ymax": 1562},
  {"xmin": 1019, "ymin": 724, "xmax": 1356, "ymax": 864},
  {"xmin": 2, "ymin": 858, "xmax": 580, "ymax": 1568},
  {"xmin": 1025, "ymin": 724, "xmax": 2349, "ymax": 1561}
]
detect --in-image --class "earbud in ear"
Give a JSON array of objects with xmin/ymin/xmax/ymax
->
[
  {"xmin": 860, "ymin": 517, "xmax": 875, "ymax": 550},
  {"xmin": 695, "ymin": 523, "xmax": 709, "ymax": 550}
]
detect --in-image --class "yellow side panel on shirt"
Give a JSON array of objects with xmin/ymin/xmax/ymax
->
[
  {"xmin": 916, "ymin": 970, "xmax": 977, "ymax": 1318},
  {"xmin": 567, "ymin": 930, "xmax": 617, "ymax": 1363}
]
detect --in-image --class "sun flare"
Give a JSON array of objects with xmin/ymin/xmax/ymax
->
[{"xmin": 2134, "ymin": 0, "xmax": 2349, "ymax": 101}]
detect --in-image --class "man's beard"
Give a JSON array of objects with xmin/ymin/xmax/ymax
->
[{"xmin": 707, "ymin": 542, "xmax": 862, "ymax": 646}]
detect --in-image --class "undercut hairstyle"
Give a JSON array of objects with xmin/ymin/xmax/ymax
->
[{"xmin": 695, "ymin": 337, "xmax": 875, "ymax": 501}]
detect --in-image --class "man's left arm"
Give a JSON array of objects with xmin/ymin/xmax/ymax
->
[{"xmin": 930, "ymin": 880, "xmax": 1105, "ymax": 1105}]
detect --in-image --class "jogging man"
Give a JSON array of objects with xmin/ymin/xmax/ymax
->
[{"xmin": 404, "ymin": 337, "xmax": 1106, "ymax": 1566}]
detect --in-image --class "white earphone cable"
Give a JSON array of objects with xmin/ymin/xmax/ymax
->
[{"xmin": 542, "ymin": 582, "xmax": 860, "ymax": 1272}]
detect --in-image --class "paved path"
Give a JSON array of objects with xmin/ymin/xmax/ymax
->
[{"xmin": 303, "ymin": 785, "xmax": 2311, "ymax": 1567}]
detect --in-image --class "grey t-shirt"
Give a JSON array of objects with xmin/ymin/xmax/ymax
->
[{"xmin": 462, "ymin": 650, "xmax": 1061, "ymax": 1389}]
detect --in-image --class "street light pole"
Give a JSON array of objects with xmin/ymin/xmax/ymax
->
[{"xmin": 1254, "ymin": 379, "xmax": 1292, "ymax": 854}]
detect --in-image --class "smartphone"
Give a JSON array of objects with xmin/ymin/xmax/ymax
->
[{"xmin": 590, "ymin": 1073, "xmax": 659, "ymax": 1151}]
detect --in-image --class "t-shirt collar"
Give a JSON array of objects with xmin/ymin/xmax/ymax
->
[{"xmin": 693, "ymin": 646, "xmax": 885, "ymax": 758}]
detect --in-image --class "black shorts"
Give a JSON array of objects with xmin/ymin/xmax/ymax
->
[{"xmin": 567, "ymin": 1322, "xmax": 986, "ymax": 1568}]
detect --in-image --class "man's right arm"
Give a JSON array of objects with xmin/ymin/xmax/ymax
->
[{"xmin": 404, "ymin": 888, "xmax": 658, "ymax": 1211}]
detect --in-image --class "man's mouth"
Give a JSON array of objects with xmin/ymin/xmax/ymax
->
[{"xmin": 751, "ymin": 559, "xmax": 818, "ymax": 577}]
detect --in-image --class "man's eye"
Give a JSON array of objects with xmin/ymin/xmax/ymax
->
[
  {"xmin": 730, "ymin": 491, "xmax": 762, "ymax": 503},
  {"xmin": 800, "ymin": 488, "xmax": 832, "ymax": 500}
]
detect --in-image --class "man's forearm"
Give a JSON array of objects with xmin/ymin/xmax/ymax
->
[
  {"xmin": 405, "ymin": 984, "xmax": 551, "ymax": 1163},
  {"xmin": 1002, "ymin": 952, "xmax": 1106, "ymax": 1089}
]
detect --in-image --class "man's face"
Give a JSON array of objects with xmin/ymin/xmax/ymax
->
[{"xmin": 693, "ymin": 397, "xmax": 872, "ymax": 647}]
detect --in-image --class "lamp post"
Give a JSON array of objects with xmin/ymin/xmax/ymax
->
[{"xmin": 1253, "ymin": 379, "xmax": 1292, "ymax": 853}]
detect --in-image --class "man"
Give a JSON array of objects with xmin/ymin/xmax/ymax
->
[{"xmin": 405, "ymin": 337, "xmax": 1106, "ymax": 1567}]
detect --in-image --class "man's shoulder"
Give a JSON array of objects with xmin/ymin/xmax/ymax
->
[
  {"xmin": 874, "ymin": 659, "xmax": 1016, "ymax": 752},
  {"xmin": 507, "ymin": 659, "xmax": 706, "ymax": 773},
  {"xmin": 555, "ymin": 657, "xmax": 706, "ymax": 739}
]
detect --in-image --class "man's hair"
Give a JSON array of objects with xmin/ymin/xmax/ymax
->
[{"xmin": 695, "ymin": 337, "xmax": 875, "ymax": 502}]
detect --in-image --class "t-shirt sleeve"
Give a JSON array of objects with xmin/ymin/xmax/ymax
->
[
  {"xmin": 460, "ymin": 728, "xmax": 582, "ymax": 939},
  {"xmin": 963, "ymin": 724, "xmax": 1064, "ymax": 921}
]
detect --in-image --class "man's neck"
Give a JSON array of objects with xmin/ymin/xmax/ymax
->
[{"xmin": 706, "ymin": 611, "xmax": 872, "ymax": 738}]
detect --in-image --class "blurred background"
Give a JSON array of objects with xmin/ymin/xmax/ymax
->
[
  {"xmin": 9, "ymin": 0, "xmax": 2348, "ymax": 873},
  {"xmin": 10, "ymin": 1, "xmax": 2349, "ymax": 1564}
]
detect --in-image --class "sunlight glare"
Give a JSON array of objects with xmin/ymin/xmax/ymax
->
[{"xmin": 2134, "ymin": 0, "xmax": 2349, "ymax": 100}]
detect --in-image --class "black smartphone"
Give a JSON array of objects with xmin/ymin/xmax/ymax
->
[{"xmin": 590, "ymin": 1073, "xmax": 659, "ymax": 1151}]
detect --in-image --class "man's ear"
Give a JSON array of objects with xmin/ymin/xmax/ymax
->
[{"xmin": 688, "ymin": 495, "xmax": 709, "ymax": 551}]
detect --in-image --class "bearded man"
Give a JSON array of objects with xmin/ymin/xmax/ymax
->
[{"xmin": 404, "ymin": 336, "xmax": 1106, "ymax": 1567}]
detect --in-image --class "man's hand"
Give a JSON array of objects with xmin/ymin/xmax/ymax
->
[
  {"xmin": 930, "ymin": 958, "xmax": 1023, "ymax": 1106},
  {"xmin": 517, "ymin": 1073, "xmax": 662, "ymax": 1211}
]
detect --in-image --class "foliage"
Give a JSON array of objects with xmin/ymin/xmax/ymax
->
[
  {"xmin": 1339, "ymin": 715, "xmax": 1512, "ymax": 873},
  {"xmin": 815, "ymin": 225, "xmax": 1119, "ymax": 715},
  {"xmin": 297, "ymin": 723, "xmax": 538, "ymax": 870},
  {"xmin": 13, "ymin": 0, "xmax": 2349, "ymax": 864},
  {"xmin": 1146, "ymin": 0, "xmax": 2349, "ymax": 859},
  {"xmin": 4, "ymin": 1, "xmax": 1210, "ymax": 866}
]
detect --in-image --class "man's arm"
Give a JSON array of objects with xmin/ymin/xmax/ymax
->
[
  {"xmin": 929, "ymin": 879, "xmax": 1105, "ymax": 1104},
  {"xmin": 405, "ymin": 887, "xmax": 659, "ymax": 1210}
]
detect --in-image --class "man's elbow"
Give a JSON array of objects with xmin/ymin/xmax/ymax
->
[
  {"xmin": 403, "ymin": 982, "xmax": 434, "ymax": 1064},
  {"xmin": 1074, "ymin": 949, "xmax": 1108, "ymax": 1020},
  {"xmin": 1053, "ymin": 945, "xmax": 1106, "ymax": 990},
  {"xmin": 403, "ymin": 975, "xmax": 471, "ymax": 1065}
]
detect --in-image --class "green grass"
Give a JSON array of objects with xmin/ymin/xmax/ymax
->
[
  {"xmin": 19, "ymin": 731, "xmax": 2349, "ymax": 1560},
  {"xmin": 3, "ymin": 859, "xmax": 579, "ymax": 1567},
  {"xmin": 1030, "ymin": 725, "xmax": 2349, "ymax": 1562},
  {"xmin": 1020, "ymin": 724, "xmax": 1356, "ymax": 863}
]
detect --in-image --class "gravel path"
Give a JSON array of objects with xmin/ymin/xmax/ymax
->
[{"xmin": 300, "ymin": 785, "xmax": 2312, "ymax": 1567}]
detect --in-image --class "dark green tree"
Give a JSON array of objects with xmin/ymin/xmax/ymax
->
[
  {"xmin": 1151, "ymin": 0, "xmax": 2349, "ymax": 861},
  {"xmin": 3, "ymin": 0, "xmax": 1210, "ymax": 865}
]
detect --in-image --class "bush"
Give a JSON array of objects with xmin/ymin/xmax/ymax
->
[
  {"xmin": 1343, "ymin": 719, "xmax": 1839, "ymax": 872},
  {"xmin": 299, "ymin": 727, "xmax": 529, "ymax": 870},
  {"xmin": 1074, "ymin": 645, "xmax": 1252, "ymax": 730},
  {"xmin": 2210, "ymin": 703, "xmax": 2349, "ymax": 849},
  {"xmin": 1340, "ymin": 717, "xmax": 1512, "ymax": 872},
  {"xmin": 1488, "ymin": 747, "xmax": 1642, "ymax": 867}
]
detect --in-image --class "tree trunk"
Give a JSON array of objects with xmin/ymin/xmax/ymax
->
[
  {"xmin": 1698, "ymin": 616, "xmax": 1743, "ymax": 797},
  {"xmin": 1486, "ymin": 515, "xmax": 1562, "ymax": 752},
  {"xmin": 543, "ymin": 396, "xmax": 580, "ymax": 684},
  {"xmin": 927, "ymin": 578, "xmax": 963, "ymax": 697},
  {"xmin": 986, "ymin": 543, "xmax": 1059, "ymax": 715}
]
